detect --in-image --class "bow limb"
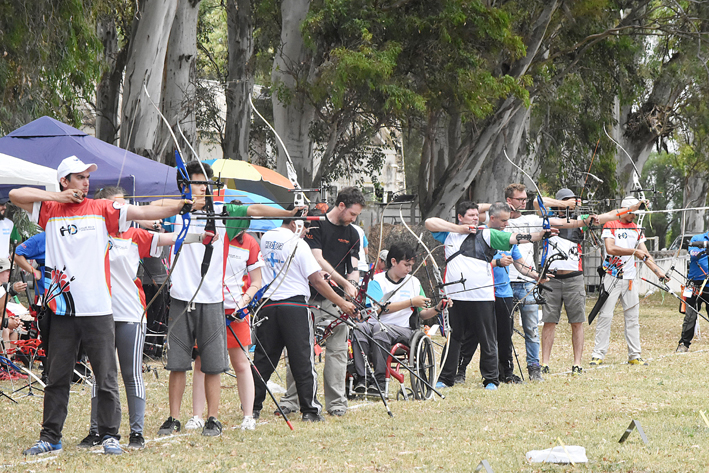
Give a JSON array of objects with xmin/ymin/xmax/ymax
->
[
  {"xmin": 249, "ymin": 95, "xmax": 305, "ymax": 235},
  {"xmin": 398, "ymin": 207, "xmax": 451, "ymax": 384},
  {"xmin": 603, "ymin": 125, "xmax": 647, "ymax": 229}
]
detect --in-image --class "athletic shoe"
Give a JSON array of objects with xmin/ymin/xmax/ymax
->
[
  {"xmin": 435, "ymin": 381, "xmax": 451, "ymax": 389},
  {"xmin": 484, "ymin": 383, "xmax": 497, "ymax": 391},
  {"xmin": 23, "ymin": 440, "xmax": 62, "ymax": 456},
  {"xmin": 589, "ymin": 357, "xmax": 603, "ymax": 366},
  {"xmin": 102, "ymin": 436, "xmax": 122, "ymax": 455},
  {"xmin": 185, "ymin": 415, "xmax": 204, "ymax": 430},
  {"xmin": 354, "ymin": 380, "xmax": 367, "ymax": 394},
  {"xmin": 503, "ymin": 374, "xmax": 523, "ymax": 384},
  {"xmin": 540, "ymin": 364, "xmax": 550, "ymax": 374},
  {"xmin": 628, "ymin": 358, "xmax": 648, "ymax": 366},
  {"xmin": 328, "ymin": 408, "xmax": 346, "ymax": 417},
  {"xmin": 240, "ymin": 416, "xmax": 256, "ymax": 431},
  {"xmin": 253, "ymin": 410, "xmax": 260, "ymax": 421},
  {"xmin": 528, "ymin": 364, "xmax": 544, "ymax": 382},
  {"xmin": 202, "ymin": 416, "xmax": 222, "ymax": 437},
  {"xmin": 157, "ymin": 417, "xmax": 181, "ymax": 436},
  {"xmin": 302, "ymin": 412, "xmax": 325, "ymax": 422},
  {"xmin": 128, "ymin": 432, "xmax": 145, "ymax": 449},
  {"xmin": 274, "ymin": 406, "xmax": 296, "ymax": 416},
  {"xmin": 676, "ymin": 344, "xmax": 689, "ymax": 353},
  {"xmin": 454, "ymin": 373, "xmax": 466, "ymax": 385},
  {"xmin": 367, "ymin": 384, "xmax": 381, "ymax": 396},
  {"xmin": 77, "ymin": 433, "xmax": 100, "ymax": 449},
  {"xmin": 571, "ymin": 365, "xmax": 583, "ymax": 375}
]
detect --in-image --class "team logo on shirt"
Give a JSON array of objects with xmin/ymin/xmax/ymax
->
[
  {"xmin": 338, "ymin": 238, "xmax": 350, "ymax": 244},
  {"xmin": 59, "ymin": 224, "xmax": 78, "ymax": 236},
  {"xmin": 45, "ymin": 266, "xmax": 77, "ymax": 316}
]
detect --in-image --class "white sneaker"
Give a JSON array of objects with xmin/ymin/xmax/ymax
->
[
  {"xmin": 240, "ymin": 416, "xmax": 256, "ymax": 431},
  {"xmin": 185, "ymin": 416, "xmax": 204, "ymax": 430}
]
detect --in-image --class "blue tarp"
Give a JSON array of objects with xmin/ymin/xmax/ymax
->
[{"xmin": 0, "ymin": 116, "xmax": 179, "ymax": 201}]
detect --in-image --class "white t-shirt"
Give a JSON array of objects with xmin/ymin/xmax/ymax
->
[
  {"xmin": 32, "ymin": 199, "xmax": 129, "ymax": 316},
  {"xmin": 223, "ymin": 233, "xmax": 265, "ymax": 310},
  {"xmin": 109, "ymin": 227, "xmax": 161, "ymax": 323},
  {"xmin": 261, "ymin": 227, "xmax": 322, "ymax": 301},
  {"xmin": 352, "ymin": 224, "xmax": 369, "ymax": 272},
  {"xmin": 506, "ymin": 214, "xmax": 541, "ymax": 283},
  {"xmin": 602, "ymin": 220, "xmax": 645, "ymax": 280},
  {"xmin": 0, "ymin": 219, "xmax": 14, "ymax": 257},
  {"xmin": 169, "ymin": 204, "xmax": 228, "ymax": 304},
  {"xmin": 433, "ymin": 229, "xmax": 511, "ymax": 301},
  {"xmin": 367, "ymin": 271, "xmax": 424, "ymax": 328}
]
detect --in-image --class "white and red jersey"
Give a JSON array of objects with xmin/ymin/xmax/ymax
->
[
  {"xmin": 109, "ymin": 227, "xmax": 161, "ymax": 323},
  {"xmin": 32, "ymin": 199, "xmax": 129, "ymax": 316},
  {"xmin": 223, "ymin": 232, "xmax": 264, "ymax": 310},
  {"xmin": 601, "ymin": 220, "xmax": 645, "ymax": 280},
  {"xmin": 168, "ymin": 204, "xmax": 228, "ymax": 304}
]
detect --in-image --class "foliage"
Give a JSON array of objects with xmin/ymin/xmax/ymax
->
[
  {"xmin": 290, "ymin": 0, "xmax": 532, "ymax": 183},
  {"xmin": 0, "ymin": 0, "xmax": 103, "ymax": 135},
  {"xmin": 642, "ymin": 151, "xmax": 684, "ymax": 247}
]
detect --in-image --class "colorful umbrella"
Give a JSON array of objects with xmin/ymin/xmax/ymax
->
[
  {"xmin": 203, "ymin": 159, "xmax": 295, "ymax": 206},
  {"xmin": 213, "ymin": 188, "xmax": 283, "ymax": 233}
]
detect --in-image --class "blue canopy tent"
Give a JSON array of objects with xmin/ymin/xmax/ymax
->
[{"xmin": 0, "ymin": 116, "xmax": 179, "ymax": 201}]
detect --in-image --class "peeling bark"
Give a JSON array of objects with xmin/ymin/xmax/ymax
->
[
  {"xmin": 224, "ymin": 0, "xmax": 254, "ymax": 161},
  {"xmin": 272, "ymin": 0, "xmax": 316, "ymax": 185},
  {"xmin": 120, "ymin": 0, "xmax": 178, "ymax": 160},
  {"xmin": 95, "ymin": 17, "xmax": 127, "ymax": 144},
  {"xmin": 161, "ymin": 0, "xmax": 201, "ymax": 163}
]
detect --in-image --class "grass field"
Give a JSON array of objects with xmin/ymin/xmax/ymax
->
[{"xmin": 1, "ymin": 293, "xmax": 708, "ymax": 472}]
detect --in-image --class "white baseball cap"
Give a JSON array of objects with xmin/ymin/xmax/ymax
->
[
  {"xmin": 621, "ymin": 196, "xmax": 640, "ymax": 209},
  {"xmin": 0, "ymin": 257, "xmax": 10, "ymax": 272},
  {"xmin": 57, "ymin": 156, "xmax": 97, "ymax": 181}
]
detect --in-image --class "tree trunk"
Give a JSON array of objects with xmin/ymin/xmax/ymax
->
[
  {"xmin": 224, "ymin": 0, "xmax": 254, "ymax": 161},
  {"xmin": 683, "ymin": 174, "xmax": 708, "ymax": 234},
  {"xmin": 418, "ymin": 1, "xmax": 559, "ymax": 218},
  {"xmin": 615, "ymin": 54, "xmax": 684, "ymax": 194},
  {"xmin": 120, "ymin": 0, "xmax": 178, "ymax": 160},
  {"xmin": 470, "ymin": 101, "xmax": 534, "ymax": 204},
  {"xmin": 160, "ymin": 0, "xmax": 201, "ymax": 163},
  {"xmin": 271, "ymin": 0, "xmax": 315, "ymax": 186},
  {"xmin": 95, "ymin": 16, "xmax": 128, "ymax": 144}
]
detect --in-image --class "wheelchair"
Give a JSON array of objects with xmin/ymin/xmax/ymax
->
[{"xmin": 345, "ymin": 327, "xmax": 436, "ymax": 401}]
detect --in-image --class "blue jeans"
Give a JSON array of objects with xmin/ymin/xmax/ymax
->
[{"xmin": 512, "ymin": 282, "xmax": 540, "ymax": 367}]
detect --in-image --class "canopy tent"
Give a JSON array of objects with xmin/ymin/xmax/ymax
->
[
  {"xmin": 0, "ymin": 116, "xmax": 179, "ymax": 201},
  {"xmin": 0, "ymin": 153, "xmax": 60, "ymax": 192}
]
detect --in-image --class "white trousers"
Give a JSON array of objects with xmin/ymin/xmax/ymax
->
[{"xmin": 591, "ymin": 277, "xmax": 642, "ymax": 360}]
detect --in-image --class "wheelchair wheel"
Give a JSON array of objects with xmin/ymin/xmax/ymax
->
[
  {"xmin": 409, "ymin": 332, "xmax": 436, "ymax": 400},
  {"xmin": 396, "ymin": 387, "xmax": 414, "ymax": 401}
]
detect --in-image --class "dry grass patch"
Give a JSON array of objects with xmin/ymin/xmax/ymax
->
[{"xmin": 1, "ymin": 293, "xmax": 708, "ymax": 472}]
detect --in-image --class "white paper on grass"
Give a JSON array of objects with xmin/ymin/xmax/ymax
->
[{"xmin": 526, "ymin": 446, "xmax": 588, "ymax": 463}]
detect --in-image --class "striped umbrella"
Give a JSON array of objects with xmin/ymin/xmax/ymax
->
[
  {"xmin": 213, "ymin": 188, "xmax": 283, "ymax": 233},
  {"xmin": 203, "ymin": 159, "xmax": 295, "ymax": 205}
]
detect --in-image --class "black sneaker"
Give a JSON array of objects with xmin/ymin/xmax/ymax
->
[
  {"xmin": 253, "ymin": 410, "xmax": 260, "ymax": 421},
  {"xmin": 354, "ymin": 380, "xmax": 366, "ymax": 394},
  {"xmin": 202, "ymin": 416, "xmax": 222, "ymax": 437},
  {"xmin": 454, "ymin": 373, "xmax": 466, "ymax": 385},
  {"xmin": 128, "ymin": 432, "xmax": 145, "ymax": 449},
  {"xmin": 274, "ymin": 406, "xmax": 296, "ymax": 416},
  {"xmin": 528, "ymin": 365, "xmax": 544, "ymax": 382},
  {"xmin": 302, "ymin": 412, "xmax": 325, "ymax": 422},
  {"xmin": 77, "ymin": 433, "xmax": 100, "ymax": 449},
  {"xmin": 157, "ymin": 417, "xmax": 181, "ymax": 436},
  {"xmin": 503, "ymin": 374, "xmax": 523, "ymax": 384},
  {"xmin": 367, "ymin": 384, "xmax": 381, "ymax": 396}
]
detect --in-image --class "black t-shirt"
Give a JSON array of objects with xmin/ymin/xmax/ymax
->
[{"xmin": 305, "ymin": 214, "xmax": 359, "ymax": 279}]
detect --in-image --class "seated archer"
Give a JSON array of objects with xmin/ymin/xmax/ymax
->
[{"xmin": 351, "ymin": 241, "xmax": 450, "ymax": 395}]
